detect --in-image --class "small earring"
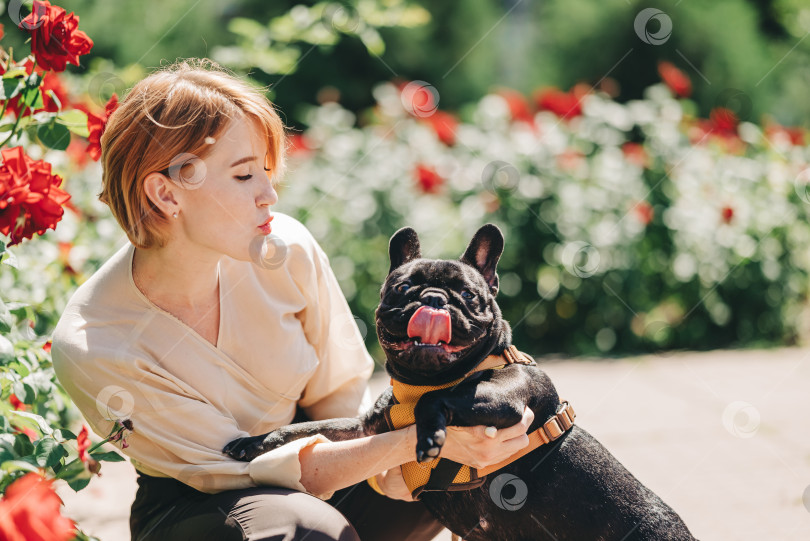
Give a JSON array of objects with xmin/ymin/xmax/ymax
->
[{"xmin": 172, "ymin": 212, "xmax": 178, "ymax": 219}]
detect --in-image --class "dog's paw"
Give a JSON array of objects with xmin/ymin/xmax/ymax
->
[
  {"xmin": 415, "ymin": 428, "xmax": 446, "ymax": 463},
  {"xmin": 222, "ymin": 435, "xmax": 268, "ymax": 462}
]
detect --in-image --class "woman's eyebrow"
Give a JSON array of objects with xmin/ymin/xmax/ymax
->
[{"xmin": 230, "ymin": 156, "xmax": 256, "ymax": 167}]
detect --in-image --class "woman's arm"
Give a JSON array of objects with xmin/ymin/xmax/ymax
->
[{"xmin": 299, "ymin": 406, "xmax": 535, "ymax": 498}]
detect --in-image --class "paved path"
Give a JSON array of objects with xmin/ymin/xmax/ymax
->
[{"xmin": 57, "ymin": 347, "xmax": 810, "ymax": 540}]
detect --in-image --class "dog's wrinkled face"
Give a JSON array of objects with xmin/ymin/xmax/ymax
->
[{"xmin": 375, "ymin": 224, "xmax": 512, "ymax": 384}]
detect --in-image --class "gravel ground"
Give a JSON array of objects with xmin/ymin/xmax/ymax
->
[{"xmin": 57, "ymin": 347, "xmax": 810, "ymax": 540}]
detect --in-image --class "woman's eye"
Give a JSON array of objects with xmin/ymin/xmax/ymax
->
[
  {"xmin": 395, "ymin": 283, "xmax": 411, "ymax": 294},
  {"xmin": 461, "ymin": 289, "xmax": 474, "ymax": 299},
  {"xmin": 235, "ymin": 174, "xmax": 253, "ymax": 182}
]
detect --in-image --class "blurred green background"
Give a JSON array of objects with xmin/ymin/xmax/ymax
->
[{"xmin": 5, "ymin": 0, "xmax": 810, "ymax": 126}]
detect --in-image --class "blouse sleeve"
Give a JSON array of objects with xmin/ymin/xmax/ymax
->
[
  {"xmin": 287, "ymin": 225, "xmax": 375, "ymax": 421},
  {"xmin": 51, "ymin": 334, "xmax": 335, "ymax": 498}
]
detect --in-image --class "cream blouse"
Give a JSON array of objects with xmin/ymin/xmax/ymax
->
[{"xmin": 51, "ymin": 212, "xmax": 375, "ymax": 499}]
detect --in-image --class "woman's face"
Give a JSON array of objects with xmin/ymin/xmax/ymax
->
[{"xmin": 171, "ymin": 114, "xmax": 279, "ymax": 263}]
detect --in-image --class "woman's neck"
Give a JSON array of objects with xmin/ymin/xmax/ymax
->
[{"xmin": 132, "ymin": 241, "xmax": 221, "ymax": 313}]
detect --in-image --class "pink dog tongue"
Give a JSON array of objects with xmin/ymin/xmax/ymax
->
[{"xmin": 407, "ymin": 306, "xmax": 452, "ymax": 344}]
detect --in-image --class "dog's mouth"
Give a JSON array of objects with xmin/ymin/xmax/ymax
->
[{"xmin": 380, "ymin": 306, "xmax": 470, "ymax": 354}]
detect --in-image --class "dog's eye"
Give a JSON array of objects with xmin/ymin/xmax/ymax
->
[
  {"xmin": 461, "ymin": 289, "xmax": 474, "ymax": 299},
  {"xmin": 395, "ymin": 282, "xmax": 411, "ymax": 294}
]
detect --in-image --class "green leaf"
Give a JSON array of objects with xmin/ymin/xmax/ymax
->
[
  {"xmin": 54, "ymin": 428, "xmax": 77, "ymax": 442},
  {"xmin": 0, "ymin": 78, "xmax": 24, "ymax": 101},
  {"xmin": 2, "ymin": 68, "xmax": 28, "ymax": 79},
  {"xmin": 0, "ymin": 445, "xmax": 14, "ymax": 464},
  {"xmin": 0, "ymin": 299, "xmax": 12, "ymax": 333},
  {"xmin": 34, "ymin": 438, "xmax": 67, "ymax": 467},
  {"xmin": 20, "ymin": 85, "xmax": 43, "ymax": 111},
  {"xmin": 9, "ymin": 410, "xmax": 53, "ymax": 436},
  {"xmin": 11, "ymin": 381, "xmax": 34, "ymax": 404},
  {"xmin": 66, "ymin": 476, "xmax": 91, "ymax": 491},
  {"xmin": 54, "ymin": 457, "xmax": 86, "ymax": 480},
  {"xmin": 1, "ymin": 249, "xmax": 17, "ymax": 268},
  {"xmin": 12, "ymin": 433, "xmax": 33, "ymax": 456},
  {"xmin": 55, "ymin": 109, "xmax": 89, "ymax": 137},
  {"xmin": 37, "ymin": 121, "xmax": 71, "ymax": 150},
  {"xmin": 89, "ymin": 450, "xmax": 125, "ymax": 462},
  {"xmin": 1, "ymin": 459, "xmax": 40, "ymax": 473}
]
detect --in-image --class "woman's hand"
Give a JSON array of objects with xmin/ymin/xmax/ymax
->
[
  {"xmin": 440, "ymin": 405, "xmax": 535, "ymax": 469},
  {"xmin": 374, "ymin": 466, "xmax": 415, "ymax": 501}
]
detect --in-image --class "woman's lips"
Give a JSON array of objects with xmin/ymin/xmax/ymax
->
[{"xmin": 258, "ymin": 215, "xmax": 274, "ymax": 235}]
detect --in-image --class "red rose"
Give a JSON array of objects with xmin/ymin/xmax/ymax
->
[
  {"xmin": 498, "ymin": 88, "xmax": 534, "ymax": 124},
  {"xmin": 0, "ymin": 473, "xmax": 75, "ymax": 541},
  {"xmin": 622, "ymin": 142, "xmax": 649, "ymax": 168},
  {"xmin": 658, "ymin": 61, "xmax": 692, "ymax": 98},
  {"xmin": 79, "ymin": 94, "xmax": 118, "ymax": 161},
  {"xmin": 19, "ymin": 0, "xmax": 93, "ymax": 73},
  {"xmin": 287, "ymin": 134, "xmax": 312, "ymax": 156},
  {"xmin": 77, "ymin": 425, "xmax": 90, "ymax": 463},
  {"xmin": 633, "ymin": 201, "xmax": 654, "ymax": 226},
  {"xmin": 0, "ymin": 146, "xmax": 71, "ymax": 246},
  {"xmin": 534, "ymin": 85, "xmax": 589, "ymax": 120},
  {"xmin": 422, "ymin": 110, "xmax": 458, "ymax": 146},
  {"xmin": 8, "ymin": 394, "xmax": 24, "ymax": 410},
  {"xmin": 765, "ymin": 124, "xmax": 805, "ymax": 147},
  {"xmin": 414, "ymin": 164, "xmax": 443, "ymax": 194}
]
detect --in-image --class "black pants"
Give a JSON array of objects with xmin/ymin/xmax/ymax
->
[{"xmin": 129, "ymin": 471, "xmax": 446, "ymax": 541}]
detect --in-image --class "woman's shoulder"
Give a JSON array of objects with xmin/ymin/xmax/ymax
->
[{"xmin": 51, "ymin": 242, "xmax": 151, "ymax": 364}]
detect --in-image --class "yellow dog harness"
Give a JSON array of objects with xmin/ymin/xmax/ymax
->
[{"xmin": 381, "ymin": 345, "xmax": 576, "ymax": 499}]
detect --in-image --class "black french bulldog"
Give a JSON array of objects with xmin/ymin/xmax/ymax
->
[{"xmin": 224, "ymin": 224, "xmax": 697, "ymax": 541}]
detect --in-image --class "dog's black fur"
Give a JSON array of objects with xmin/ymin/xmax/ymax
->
[{"xmin": 224, "ymin": 225, "xmax": 697, "ymax": 541}]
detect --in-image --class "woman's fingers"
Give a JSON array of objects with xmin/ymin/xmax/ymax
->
[{"xmin": 486, "ymin": 405, "xmax": 535, "ymax": 442}]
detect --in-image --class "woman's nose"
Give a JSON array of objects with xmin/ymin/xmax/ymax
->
[{"xmin": 257, "ymin": 176, "xmax": 279, "ymax": 207}]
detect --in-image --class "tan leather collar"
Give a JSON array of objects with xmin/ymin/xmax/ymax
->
[{"xmin": 467, "ymin": 344, "xmax": 537, "ymax": 376}]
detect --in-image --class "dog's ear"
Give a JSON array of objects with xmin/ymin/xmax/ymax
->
[
  {"xmin": 389, "ymin": 227, "xmax": 422, "ymax": 273},
  {"xmin": 460, "ymin": 224, "xmax": 504, "ymax": 294}
]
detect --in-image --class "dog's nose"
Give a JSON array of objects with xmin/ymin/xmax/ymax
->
[{"xmin": 420, "ymin": 289, "xmax": 448, "ymax": 309}]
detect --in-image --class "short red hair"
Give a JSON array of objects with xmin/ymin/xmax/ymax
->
[{"xmin": 99, "ymin": 58, "xmax": 287, "ymax": 248}]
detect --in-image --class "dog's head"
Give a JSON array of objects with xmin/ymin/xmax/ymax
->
[{"xmin": 375, "ymin": 224, "xmax": 512, "ymax": 385}]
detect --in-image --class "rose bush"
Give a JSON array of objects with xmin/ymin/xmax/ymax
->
[{"xmin": 0, "ymin": 2, "xmax": 128, "ymax": 540}]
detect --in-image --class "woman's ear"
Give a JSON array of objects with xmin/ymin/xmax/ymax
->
[{"xmin": 143, "ymin": 171, "xmax": 180, "ymax": 217}]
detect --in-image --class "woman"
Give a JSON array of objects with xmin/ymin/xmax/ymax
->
[{"xmin": 51, "ymin": 58, "xmax": 534, "ymax": 541}]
